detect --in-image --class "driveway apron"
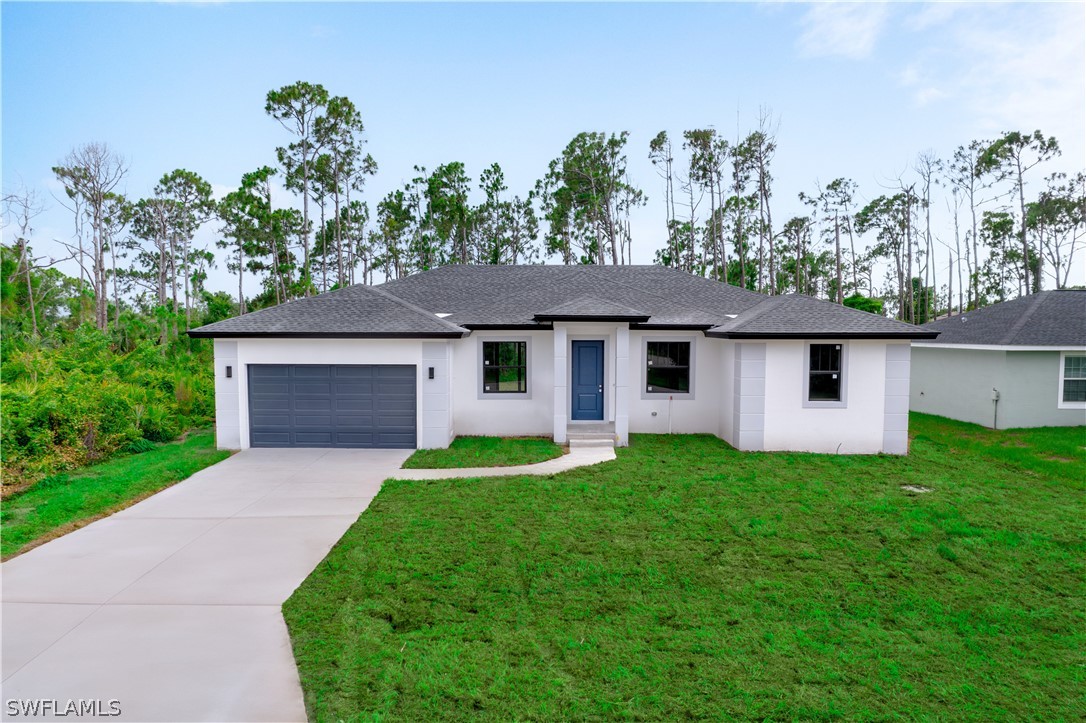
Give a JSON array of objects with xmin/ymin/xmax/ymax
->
[{"xmin": 1, "ymin": 448, "xmax": 411, "ymax": 723}]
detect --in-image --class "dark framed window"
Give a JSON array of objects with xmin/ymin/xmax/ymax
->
[
  {"xmin": 482, "ymin": 341, "xmax": 527, "ymax": 393},
  {"xmin": 646, "ymin": 341, "xmax": 690, "ymax": 394},
  {"xmin": 808, "ymin": 343, "xmax": 842, "ymax": 402},
  {"xmin": 1062, "ymin": 354, "xmax": 1086, "ymax": 403}
]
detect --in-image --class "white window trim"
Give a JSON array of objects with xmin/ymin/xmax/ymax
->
[
  {"xmin": 803, "ymin": 340, "xmax": 849, "ymax": 409},
  {"xmin": 641, "ymin": 335, "xmax": 697, "ymax": 400},
  {"xmin": 1057, "ymin": 350, "xmax": 1086, "ymax": 410},
  {"xmin": 477, "ymin": 335, "xmax": 532, "ymax": 400}
]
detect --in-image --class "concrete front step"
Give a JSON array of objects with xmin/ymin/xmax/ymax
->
[{"xmin": 568, "ymin": 438, "xmax": 616, "ymax": 448}]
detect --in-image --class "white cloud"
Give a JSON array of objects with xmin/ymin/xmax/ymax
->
[
  {"xmin": 796, "ymin": 2, "xmax": 890, "ymax": 60},
  {"xmin": 903, "ymin": 2, "xmax": 963, "ymax": 32},
  {"xmin": 897, "ymin": 60, "xmax": 947, "ymax": 107},
  {"xmin": 939, "ymin": 4, "xmax": 1083, "ymax": 161}
]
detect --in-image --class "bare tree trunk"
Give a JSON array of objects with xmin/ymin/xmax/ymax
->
[
  {"xmin": 948, "ymin": 249, "xmax": 954, "ymax": 317},
  {"xmin": 834, "ymin": 213, "xmax": 843, "ymax": 304},
  {"xmin": 110, "ymin": 238, "xmax": 121, "ymax": 329},
  {"xmin": 238, "ymin": 240, "xmax": 246, "ymax": 315},
  {"xmin": 905, "ymin": 190, "xmax": 914, "ymax": 323}
]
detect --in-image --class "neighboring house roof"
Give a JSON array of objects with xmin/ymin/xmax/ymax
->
[
  {"xmin": 187, "ymin": 283, "xmax": 468, "ymax": 338},
  {"xmin": 188, "ymin": 265, "xmax": 938, "ymax": 339},
  {"xmin": 705, "ymin": 294, "xmax": 934, "ymax": 339},
  {"xmin": 919, "ymin": 290, "xmax": 1086, "ymax": 347}
]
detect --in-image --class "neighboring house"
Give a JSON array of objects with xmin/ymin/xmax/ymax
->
[
  {"xmin": 188, "ymin": 265, "xmax": 935, "ymax": 454},
  {"xmin": 911, "ymin": 290, "xmax": 1086, "ymax": 429}
]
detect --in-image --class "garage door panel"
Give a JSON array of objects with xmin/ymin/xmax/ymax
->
[
  {"xmin": 294, "ymin": 382, "xmax": 333, "ymax": 396},
  {"xmin": 293, "ymin": 433, "xmax": 335, "ymax": 445},
  {"xmin": 294, "ymin": 415, "xmax": 334, "ymax": 427},
  {"xmin": 248, "ymin": 364, "xmax": 416, "ymax": 448},
  {"xmin": 294, "ymin": 398, "xmax": 332, "ymax": 411},
  {"xmin": 251, "ymin": 366, "xmax": 288, "ymax": 378},
  {"xmin": 293, "ymin": 366, "xmax": 331, "ymax": 379},
  {"xmin": 334, "ymin": 366, "xmax": 374, "ymax": 379},
  {"xmin": 376, "ymin": 433, "xmax": 416, "ymax": 448},
  {"xmin": 251, "ymin": 432, "xmax": 291, "ymax": 446},
  {"xmin": 250, "ymin": 397, "xmax": 290, "ymax": 411},
  {"xmin": 335, "ymin": 381, "xmax": 374, "ymax": 396},
  {"xmin": 378, "ymin": 397, "xmax": 415, "ymax": 412},
  {"xmin": 250, "ymin": 381, "xmax": 290, "ymax": 396},
  {"xmin": 251, "ymin": 411, "xmax": 291, "ymax": 425},
  {"xmin": 335, "ymin": 398, "xmax": 374, "ymax": 411},
  {"xmin": 336, "ymin": 413, "xmax": 374, "ymax": 426},
  {"xmin": 336, "ymin": 432, "xmax": 375, "ymax": 445}
]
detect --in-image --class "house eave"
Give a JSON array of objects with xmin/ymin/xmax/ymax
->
[
  {"xmin": 630, "ymin": 323, "xmax": 714, "ymax": 332},
  {"xmin": 533, "ymin": 314, "xmax": 652, "ymax": 323},
  {"xmin": 185, "ymin": 330, "xmax": 468, "ymax": 340},
  {"xmin": 706, "ymin": 331, "xmax": 941, "ymax": 340},
  {"xmin": 462, "ymin": 323, "xmax": 553, "ymax": 331},
  {"xmin": 911, "ymin": 342, "xmax": 1086, "ymax": 351}
]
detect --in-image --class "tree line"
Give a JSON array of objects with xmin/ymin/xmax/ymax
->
[{"xmin": 5, "ymin": 80, "xmax": 1085, "ymax": 343}]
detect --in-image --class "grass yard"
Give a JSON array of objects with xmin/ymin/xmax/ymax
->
[
  {"xmin": 1, "ymin": 432, "xmax": 230, "ymax": 559},
  {"xmin": 284, "ymin": 414, "xmax": 1085, "ymax": 721},
  {"xmin": 402, "ymin": 435, "xmax": 564, "ymax": 469}
]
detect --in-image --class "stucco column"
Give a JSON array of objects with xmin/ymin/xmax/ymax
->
[
  {"xmin": 553, "ymin": 325, "xmax": 568, "ymax": 444},
  {"xmin": 421, "ymin": 341, "xmax": 452, "ymax": 449},
  {"xmin": 615, "ymin": 325, "xmax": 630, "ymax": 446},
  {"xmin": 213, "ymin": 339, "xmax": 241, "ymax": 450},
  {"xmin": 732, "ymin": 342, "xmax": 766, "ymax": 451}
]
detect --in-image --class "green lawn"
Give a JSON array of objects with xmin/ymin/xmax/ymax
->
[
  {"xmin": 402, "ymin": 436, "xmax": 564, "ymax": 469},
  {"xmin": 285, "ymin": 414, "xmax": 1085, "ymax": 721},
  {"xmin": 1, "ymin": 432, "xmax": 230, "ymax": 558}
]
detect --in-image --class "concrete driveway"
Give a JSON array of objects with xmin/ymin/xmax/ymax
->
[{"xmin": 1, "ymin": 448, "xmax": 411, "ymax": 722}]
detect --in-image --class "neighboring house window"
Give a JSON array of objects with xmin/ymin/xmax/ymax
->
[
  {"xmin": 646, "ymin": 341, "xmax": 690, "ymax": 394},
  {"xmin": 806, "ymin": 343, "xmax": 847, "ymax": 406},
  {"xmin": 482, "ymin": 341, "xmax": 527, "ymax": 393},
  {"xmin": 1059, "ymin": 353, "xmax": 1086, "ymax": 407}
]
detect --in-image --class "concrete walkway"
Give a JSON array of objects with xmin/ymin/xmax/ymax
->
[
  {"xmin": 392, "ymin": 445, "xmax": 616, "ymax": 479},
  {"xmin": 1, "ymin": 444, "xmax": 615, "ymax": 722},
  {"xmin": 1, "ymin": 448, "xmax": 411, "ymax": 723}
]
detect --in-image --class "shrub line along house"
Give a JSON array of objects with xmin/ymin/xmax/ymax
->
[
  {"xmin": 189, "ymin": 265, "xmax": 937, "ymax": 454},
  {"xmin": 911, "ymin": 290, "xmax": 1086, "ymax": 429}
]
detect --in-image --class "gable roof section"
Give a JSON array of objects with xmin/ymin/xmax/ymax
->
[
  {"xmin": 919, "ymin": 290, "xmax": 1086, "ymax": 346},
  {"xmin": 534, "ymin": 295, "xmax": 650, "ymax": 322},
  {"xmin": 187, "ymin": 283, "xmax": 468, "ymax": 338},
  {"xmin": 707, "ymin": 294, "xmax": 937, "ymax": 339}
]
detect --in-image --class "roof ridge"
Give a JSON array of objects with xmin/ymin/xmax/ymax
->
[
  {"xmin": 725, "ymin": 295, "xmax": 788, "ymax": 330},
  {"xmin": 999, "ymin": 292, "xmax": 1048, "ymax": 344},
  {"xmin": 365, "ymin": 284, "xmax": 468, "ymax": 334}
]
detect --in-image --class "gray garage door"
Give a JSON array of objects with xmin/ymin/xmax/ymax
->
[{"xmin": 248, "ymin": 365, "xmax": 416, "ymax": 448}]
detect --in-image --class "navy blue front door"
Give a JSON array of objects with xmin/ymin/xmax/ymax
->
[{"xmin": 571, "ymin": 340, "xmax": 604, "ymax": 420}]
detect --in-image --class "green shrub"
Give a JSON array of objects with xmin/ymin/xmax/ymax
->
[
  {"xmin": 1, "ymin": 323, "xmax": 215, "ymax": 486},
  {"xmin": 843, "ymin": 293, "xmax": 885, "ymax": 315}
]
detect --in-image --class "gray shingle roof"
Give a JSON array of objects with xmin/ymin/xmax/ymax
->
[
  {"xmin": 188, "ymin": 283, "xmax": 468, "ymax": 338},
  {"xmin": 920, "ymin": 291, "xmax": 1086, "ymax": 346},
  {"xmin": 188, "ymin": 264, "xmax": 940, "ymax": 339},
  {"xmin": 535, "ymin": 295, "xmax": 650, "ymax": 321},
  {"xmin": 706, "ymin": 294, "xmax": 935, "ymax": 338},
  {"xmin": 378, "ymin": 264, "xmax": 767, "ymax": 327}
]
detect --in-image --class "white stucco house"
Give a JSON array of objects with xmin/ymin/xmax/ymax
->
[
  {"xmin": 188, "ymin": 265, "xmax": 936, "ymax": 454},
  {"xmin": 911, "ymin": 290, "xmax": 1086, "ymax": 429}
]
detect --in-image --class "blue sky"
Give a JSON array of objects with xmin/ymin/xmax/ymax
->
[{"xmin": 3, "ymin": 1, "xmax": 1084, "ymax": 293}]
